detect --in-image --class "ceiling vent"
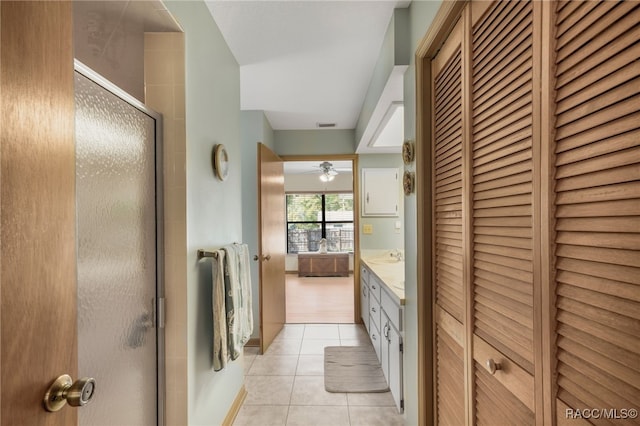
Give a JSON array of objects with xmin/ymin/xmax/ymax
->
[{"xmin": 317, "ymin": 122, "xmax": 336, "ymax": 128}]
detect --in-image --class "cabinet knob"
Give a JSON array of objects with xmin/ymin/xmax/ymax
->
[
  {"xmin": 486, "ymin": 359, "xmax": 502, "ymax": 375},
  {"xmin": 371, "ymin": 306, "xmax": 376, "ymax": 313},
  {"xmin": 371, "ymin": 284, "xmax": 376, "ymax": 290}
]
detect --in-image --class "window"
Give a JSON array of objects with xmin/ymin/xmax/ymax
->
[{"xmin": 286, "ymin": 193, "xmax": 354, "ymax": 253}]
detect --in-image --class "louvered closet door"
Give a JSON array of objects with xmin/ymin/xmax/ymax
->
[
  {"xmin": 471, "ymin": 1, "xmax": 536, "ymax": 423},
  {"xmin": 432, "ymin": 17, "xmax": 465, "ymax": 426},
  {"xmin": 553, "ymin": 1, "xmax": 640, "ymax": 423}
]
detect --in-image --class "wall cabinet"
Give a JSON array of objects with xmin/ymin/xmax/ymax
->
[
  {"xmin": 361, "ymin": 168, "xmax": 399, "ymax": 217},
  {"xmin": 424, "ymin": 1, "xmax": 640, "ymax": 424},
  {"xmin": 362, "ymin": 263, "xmax": 404, "ymax": 413}
]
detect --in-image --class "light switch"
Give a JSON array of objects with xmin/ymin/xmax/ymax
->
[{"xmin": 363, "ymin": 224, "xmax": 373, "ymax": 234}]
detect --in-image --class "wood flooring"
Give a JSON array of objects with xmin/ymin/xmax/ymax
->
[{"xmin": 285, "ymin": 273, "xmax": 354, "ymax": 324}]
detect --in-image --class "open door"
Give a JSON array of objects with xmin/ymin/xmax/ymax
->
[
  {"xmin": 1, "ymin": 3, "xmax": 78, "ymax": 424},
  {"xmin": 257, "ymin": 143, "xmax": 286, "ymax": 354}
]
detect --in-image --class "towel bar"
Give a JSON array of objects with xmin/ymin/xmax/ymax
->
[
  {"xmin": 197, "ymin": 243, "xmax": 241, "ymax": 260},
  {"xmin": 197, "ymin": 249, "xmax": 218, "ymax": 259}
]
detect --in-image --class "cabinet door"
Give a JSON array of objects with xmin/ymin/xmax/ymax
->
[
  {"xmin": 381, "ymin": 312, "xmax": 390, "ymax": 383},
  {"xmin": 471, "ymin": 0, "xmax": 536, "ymax": 423},
  {"xmin": 432, "ymin": 13, "xmax": 466, "ymax": 426},
  {"xmin": 362, "ymin": 168, "xmax": 399, "ymax": 216},
  {"xmin": 361, "ymin": 280, "xmax": 370, "ymax": 332},
  {"xmin": 387, "ymin": 321, "xmax": 404, "ymax": 413},
  {"xmin": 552, "ymin": 0, "xmax": 640, "ymax": 420}
]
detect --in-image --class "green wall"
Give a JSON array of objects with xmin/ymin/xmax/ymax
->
[
  {"xmin": 241, "ymin": 110, "xmax": 275, "ymax": 340},
  {"xmin": 274, "ymin": 129, "xmax": 355, "ymax": 156},
  {"xmin": 402, "ymin": 2, "xmax": 442, "ymax": 425},
  {"xmin": 166, "ymin": 2, "xmax": 244, "ymax": 424}
]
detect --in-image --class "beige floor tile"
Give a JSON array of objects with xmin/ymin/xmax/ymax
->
[
  {"xmin": 339, "ymin": 338, "xmax": 369, "ymax": 347},
  {"xmin": 286, "ymin": 406, "xmax": 350, "ymax": 426},
  {"xmin": 274, "ymin": 324, "xmax": 305, "ymax": 341},
  {"xmin": 233, "ymin": 405, "xmax": 288, "ymax": 426},
  {"xmin": 348, "ymin": 406, "xmax": 404, "ymax": 426},
  {"xmin": 244, "ymin": 354, "xmax": 257, "ymax": 375},
  {"xmin": 244, "ymin": 346, "xmax": 260, "ymax": 356},
  {"xmin": 300, "ymin": 339, "xmax": 340, "ymax": 355},
  {"xmin": 244, "ymin": 376, "xmax": 294, "ymax": 405},
  {"xmin": 346, "ymin": 391, "xmax": 396, "ymax": 407},
  {"xmin": 295, "ymin": 355, "xmax": 324, "ymax": 376},
  {"xmin": 338, "ymin": 324, "xmax": 368, "ymax": 340},
  {"xmin": 264, "ymin": 339, "xmax": 302, "ymax": 355},
  {"xmin": 303, "ymin": 324, "xmax": 340, "ymax": 339},
  {"xmin": 248, "ymin": 355, "xmax": 299, "ymax": 376},
  {"xmin": 290, "ymin": 376, "xmax": 347, "ymax": 406}
]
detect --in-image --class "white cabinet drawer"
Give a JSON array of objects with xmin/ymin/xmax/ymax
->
[
  {"xmin": 369, "ymin": 293, "xmax": 381, "ymax": 331},
  {"xmin": 361, "ymin": 266, "xmax": 369, "ymax": 284},
  {"xmin": 369, "ymin": 320, "xmax": 382, "ymax": 362},
  {"xmin": 368, "ymin": 274, "xmax": 382, "ymax": 302},
  {"xmin": 381, "ymin": 288, "xmax": 402, "ymax": 331}
]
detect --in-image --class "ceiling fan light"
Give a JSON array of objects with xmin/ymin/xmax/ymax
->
[{"xmin": 319, "ymin": 172, "xmax": 335, "ymax": 182}]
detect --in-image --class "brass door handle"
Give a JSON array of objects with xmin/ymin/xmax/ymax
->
[
  {"xmin": 253, "ymin": 254, "xmax": 271, "ymax": 261},
  {"xmin": 44, "ymin": 374, "xmax": 96, "ymax": 412},
  {"xmin": 486, "ymin": 359, "xmax": 502, "ymax": 375}
]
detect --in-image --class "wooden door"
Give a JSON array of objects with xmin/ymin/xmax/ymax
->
[
  {"xmin": 552, "ymin": 1, "xmax": 640, "ymax": 422},
  {"xmin": 431, "ymin": 16, "xmax": 466, "ymax": 426},
  {"xmin": 257, "ymin": 143, "xmax": 286, "ymax": 354},
  {"xmin": 470, "ymin": 1, "xmax": 537, "ymax": 423},
  {"xmin": 1, "ymin": 2, "xmax": 77, "ymax": 424}
]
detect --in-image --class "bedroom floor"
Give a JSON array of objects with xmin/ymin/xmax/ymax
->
[
  {"xmin": 285, "ymin": 274, "xmax": 354, "ymax": 323},
  {"xmin": 234, "ymin": 324, "xmax": 404, "ymax": 426}
]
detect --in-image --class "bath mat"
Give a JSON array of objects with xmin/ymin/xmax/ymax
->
[{"xmin": 324, "ymin": 345, "xmax": 389, "ymax": 393}]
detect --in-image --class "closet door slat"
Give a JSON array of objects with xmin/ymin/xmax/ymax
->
[
  {"xmin": 472, "ymin": 0, "xmax": 535, "ymax": 376},
  {"xmin": 553, "ymin": 1, "xmax": 640, "ymax": 419},
  {"xmin": 435, "ymin": 46, "xmax": 464, "ymax": 324},
  {"xmin": 436, "ymin": 317, "xmax": 465, "ymax": 426}
]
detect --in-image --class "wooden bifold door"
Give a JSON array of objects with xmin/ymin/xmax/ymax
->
[{"xmin": 424, "ymin": 1, "xmax": 639, "ymax": 425}]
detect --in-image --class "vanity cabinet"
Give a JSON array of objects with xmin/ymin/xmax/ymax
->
[
  {"xmin": 361, "ymin": 262, "xmax": 404, "ymax": 413},
  {"xmin": 361, "ymin": 168, "xmax": 399, "ymax": 217}
]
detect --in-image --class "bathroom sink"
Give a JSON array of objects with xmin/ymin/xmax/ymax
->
[{"xmin": 366, "ymin": 257, "xmax": 403, "ymax": 265}]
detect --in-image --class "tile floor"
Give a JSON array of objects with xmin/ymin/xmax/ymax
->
[{"xmin": 234, "ymin": 324, "xmax": 404, "ymax": 426}]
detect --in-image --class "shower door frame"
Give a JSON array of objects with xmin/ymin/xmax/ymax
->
[{"xmin": 74, "ymin": 59, "xmax": 166, "ymax": 426}]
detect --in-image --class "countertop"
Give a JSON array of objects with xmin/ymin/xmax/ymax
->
[{"xmin": 361, "ymin": 250, "xmax": 405, "ymax": 305}]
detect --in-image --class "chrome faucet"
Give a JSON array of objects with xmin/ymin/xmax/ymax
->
[{"xmin": 390, "ymin": 249, "xmax": 403, "ymax": 261}]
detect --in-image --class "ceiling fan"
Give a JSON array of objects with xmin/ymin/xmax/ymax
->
[{"xmin": 318, "ymin": 161, "xmax": 339, "ymax": 182}]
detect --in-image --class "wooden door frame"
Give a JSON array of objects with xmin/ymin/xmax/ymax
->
[
  {"xmin": 415, "ymin": 2, "xmax": 467, "ymax": 425},
  {"xmin": 279, "ymin": 154, "xmax": 360, "ymax": 324}
]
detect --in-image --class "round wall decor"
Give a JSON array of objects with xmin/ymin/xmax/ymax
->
[
  {"xmin": 403, "ymin": 171, "xmax": 415, "ymax": 195},
  {"xmin": 402, "ymin": 140, "xmax": 415, "ymax": 164},
  {"xmin": 212, "ymin": 144, "xmax": 229, "ymax": 181}
]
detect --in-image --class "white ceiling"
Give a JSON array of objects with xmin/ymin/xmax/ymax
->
[{"xmin": 205, "ymin": 1, "xmax": 409, "ymax": 130}]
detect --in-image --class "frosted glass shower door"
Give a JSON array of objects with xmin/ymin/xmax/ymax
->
[{"xmin": 74, "ymin": 66, "xmax": 162, "ymax": 426}]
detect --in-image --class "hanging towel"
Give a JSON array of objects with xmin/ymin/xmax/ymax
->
[
  {"xmin": 237, "ymin": 243, "xmax": 254, "ymax": 346},
  {"xmin": 223, "ymin": 243, "xmax": 254, "ymax": 359},
  {"xmin": 212, "ymin": 249, "xmax": 228, "ymax": 371}
]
